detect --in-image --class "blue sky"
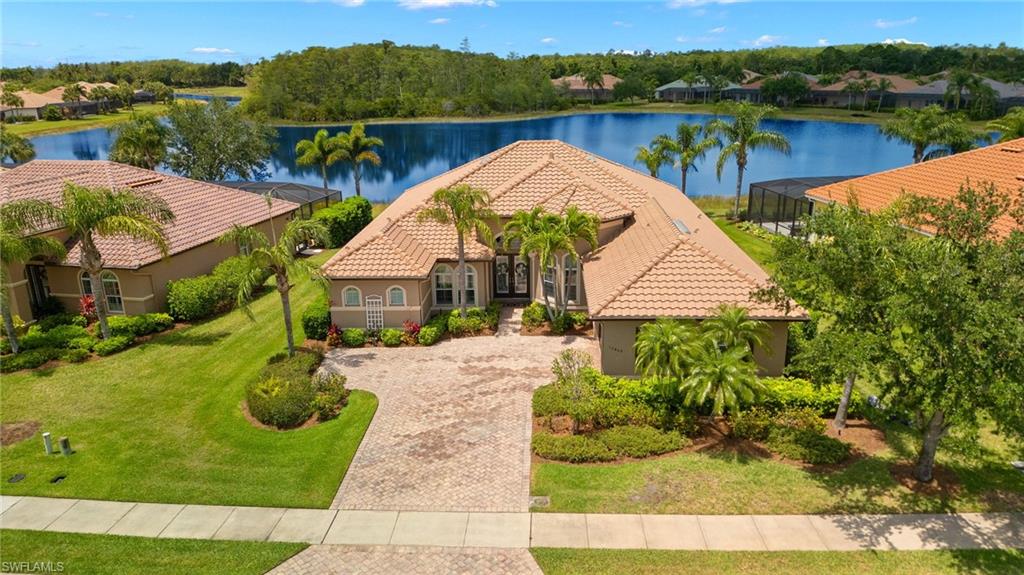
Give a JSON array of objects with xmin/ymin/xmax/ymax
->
[{"xmin": 1, "ymin": 1, "xmax": 1019, "ymax": 68}]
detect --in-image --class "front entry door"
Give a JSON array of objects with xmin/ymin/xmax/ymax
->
[
  {"xmin": 25, "ymin": 264, "xmax": 50, "ymax": 316},
  {"xmin": 494, "ymin": 255, "xmax": 529, "ymax": 299}
]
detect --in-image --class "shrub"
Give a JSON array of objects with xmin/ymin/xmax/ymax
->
[
  {"xmin": 533, "ymin": 384, "xmax": 571, "ymax": 417},
  {"xmin": 18, "ymin": 326, "xmax": 58, "ymax": 350},
  {"xmin": 774, "ymin": 406, "xmax": 828, "ymax": 434},
  {"xmin": 107, "ymin": 313, "xmax": 174, "ymax": 338},
  {"xmin": 365, "ymin": 329, "xmax": 381, "ymax": 344},
  {"xmin": 551, "ymin": 313, "xmax": 574, "ymax": 334},
  {"xmin": 326, "ymin": 324, "xmax": 343, "ymax": 347},
  {"xmin": 213, "ymin": 255, "xmax": 271, "ymax": 292},
  {"xmin": 0, "ymin": 339, "xmax": 10, "ymax": 355},
  {"xmin": 532, "ymin": 432, "xmax": 616, "ymax": 463},
  {"xmin": 341, "ymin": 328, "xmax": 366, "ymax": 347},
  {"xmin": 245, "ymin": 375, "xmax": 315, "ymax": 428},
  {"xmin": 68, "ymin": 336, "xmax": 97, "ymax": 352},
  {"xmin": 312, "ymin": 197, "xmax": 373, "ymax": 248},
  {"xmin": 43, "ymin": 105, "xmax": 63, "ymax": 121},
  {"xmin": 94, "ymin": 335, "xmax": 134, "ymax": 356},
  {"xmin": 447, "ymin": 312, "xmax": 484, "ymax": 336},
  {"xmin": 767, "ymin": 426, "xmax": 851, "ymax": 465},
  {"xmin": 46, "ymin": 324, "xmax": 91, "ymax": 347},
  {"xmin": 311, "ymin": 372, "xmax": 349, "ymax": 421},
  {"xmin": 522, "ymin": 302, "xmax": 547, "ymax": 328},
  {"xmin": 663, "ymin": 411, "xmax": 701, "ymax": 437},
  {"xmin": 731, "ymin": 407, "xmax": 775, "ymax": 441},
  {"xmin": 590, "ymin": 397, "xmax": 661, "ymax": 429},
  {"xmin": 417, "ymin": 325, "xmax": 443, "ymax": 346},
  {"xmin": 61, "ymin": 348, "xmax": 90, "ymax": 363},
  {"xmin": 759, "ymin": 377, "xmax": 864, "ymax": 417},
  {"xmin": 593, "ymin": 375, "xmax": 660, "ymax": 405},
  {"xmin": 595, "ymin": 425, "xmax": 688, "ymax": 458},
  {"xmin": 260, "ymin": 350, "xmax": 322, "ymax": 382},
  {"xmin": 568, "ymin": 311, "xmax": 589, "ymax": 327},
  {"xmin": 79, "ymin": 295, "xmax": 97, "ymax": 322},
  {"xmin": 167, "ymin": 275, "xmax": 228, "ymax": 321},
  {"xmin": 0, "ymin": 348, "xmax": 61, "ymax": 372},
  {"xmin": 37, "ymin": 313, "xmax": 87, "ymax": 331},
  {"xmin": 301, "ymin": 295, "xmax": 331, "ymax": 341},
  {"xmin": 402, "ymin": 320, "xmax": 420, "ymax": 338},
  {"xmin": 380, "ymin": 328, "xmax": 403, "ymax": 347}
]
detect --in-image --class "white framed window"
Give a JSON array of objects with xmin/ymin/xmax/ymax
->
[
  {"xmin": 387, "ymin": 286, "xmax": 406, "ymax": 307},
  {"xmin": 343, "ymin": 286, "xmax": 361, "ymax": 307},
  {"xmin": 460, "ymin": 265, "xmax": 477, "ymax": 306},
  {"xmin": 434, "ymin": 264, "xmax": 454, "ymax": 306},
  {"xmin": 80, "ymin": 271, "xmax": 124, "ymax": 313},
  {"xmin": 563, "ymin": 254, "xmax": 579, "ymax": 303},
  {"xmin": 542, "ymin": 261, "xmax": 556, "ymax": 299}
]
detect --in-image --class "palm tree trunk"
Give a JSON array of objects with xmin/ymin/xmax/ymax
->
[
  {"xmin": 832, "ymin": 372, "xmax": 856, "ymax": 430},
  {"xmin": 3, "ymin": 306, "xmax": 20, "ymax": 354},
  {"xmin": 457, "ymin": 233, "xmax": 467, "ymax": 319},
  {"xmin": 913, "ymin": 145, "xmax": 925, "ymax": 164},
  {"xmin": 82, "ymin": 239, "xmax": 111, "ymax": 339},
  {"xmin": 680, "ymin": 167, "xmax": 688, "ymax": 195},
  {"xmin": 733, "ymin": 159, "xmax": 745, "ymax": 218},
  {"xmin": 278, "ymin": 272, "xmax": 295, "ymax": 356},
  {"xmin": 321, "ymin": 164, "xmax": 330, "ymax": 207},
  {"xmin": 876, "ymin": 95, "xmax": 884, "ymax": 113},
  {"xmin": 353, "ymin": 164, "xmax": 362, "ymax": 197},
  {"xmin": 914, "ymin": 410, "xmax": 947, "ymax": 482}
]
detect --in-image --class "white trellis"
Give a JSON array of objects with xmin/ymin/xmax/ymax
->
[{"xmin": 365, "ymin": 295, "xmax": 384, "ymax": 330}]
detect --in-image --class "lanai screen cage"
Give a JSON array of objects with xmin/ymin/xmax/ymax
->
[
  {"xmin": 746, "ymin": 176, "xmax": 858, "ymax": 236},
  {"xmin": 215, "ymin": 181, "xmax": 343, "ymax": 218}
]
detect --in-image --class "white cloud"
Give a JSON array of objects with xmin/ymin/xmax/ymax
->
[
  {"xmin": 817, "ymin": 38, "xmax": 829, "ymax": 46},
  {"xmin": 882, "ymin": 37, "xmax": 929, "ymax": 46},
  {"xmin": 191, "ymin": 47, "xmax": 236, "ymax": 54},
  {"xmin": 3, "ymin": 40, "xmax": 41, "ymax": 48},
  {"xmin": 399, "ymin": 0, "xmax": 496, "ymax": 9},
  {"xmin": 429, "ymin": 17, "xmax": 450, "ymax": 24},
  {"xmin": 540, "ymin": 37, "xmax": 558, "ymax": 44},
  {"xmin": 612, "ymin": 20, "xmax": 633, "ymax": 28},
  {"xmin": 874, "ymin": 16, "xmax": 917, "ymax": 29},
  {"xmin": 667, "ymin": 0, "xmax": 742, "ymax": 8},
  {"xmin": 746, "ymin": 34, "xmax": 783, "ymax": 47},
  {"xmin": 708, "ymin": 26, "xmax": 726, "ymax": 33},
  {"xmin": 332, "ymin": 0, "xmax": 365, "ymax": 6}
]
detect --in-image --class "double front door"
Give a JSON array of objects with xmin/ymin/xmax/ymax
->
[{"xmin": 494, "ymin": 254, "xmax": 529, "ymax": 299}]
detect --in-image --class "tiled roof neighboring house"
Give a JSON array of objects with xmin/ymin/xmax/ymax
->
[
  {"xmin": 41, "ymin": 82, "xmax": 118, "ymax": 101},
  {"xmin": 0, "ymin": 160, "xmax": 299, "ymax": 269},
  {"xmin": 551, "ymin": 74, "xmax": 622, "ymax": 91},
  {"xmin": 323, "ymin": 140, "xmax": 802, "ymax": 321},
  {"xmin": 805, "ymin": 138, "xmax": 1024, "ymax": 239},
  {"xmin": 744, "ymin": 72, "xmax": 823, "ymax": 90},
  {"xmin": 0, "ymin": 88, "xmax": 63, "ymax": 111},
  {"xmin": 818, "ymin": 71, "xmax": 931, "ymax": 94},
  {"xmin": 921, "ymin": 77, "xmax": 1024, "ymax": 100}
]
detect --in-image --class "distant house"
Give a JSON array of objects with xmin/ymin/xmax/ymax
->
[
  {"xmin": 1, "ymin": 161, "xmax": 298, "ymax": 321},
  {"xmin": 41, "ymin": 82, "xmax": 120, "ymax": 116},
  {"xmin": 814, "ymin": 72, "xmax": 942, "ymax": 109},
  {"xmin": 654, "ymin": 79, "xmax": 748, "ymax": 103},
  {"xmin": 920, "ymin": 76, "xmax": 1024, "ymax": 113},
  {"xmin": 0, "ymin": 86, "xmax": 63, "ymax": 121},
  {"xmin": 552, "ymin": 74, "xmax": 622, "ymax": 101}
]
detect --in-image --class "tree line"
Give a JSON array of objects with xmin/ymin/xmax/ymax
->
[{"xmin": 1, "ymin": 60, "xmax": 248, "ymax": 92}]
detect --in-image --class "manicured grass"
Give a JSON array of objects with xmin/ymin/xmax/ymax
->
[
  {"xmin": 174, "ymin": 86, "xmax": 249, "ymax": 98},
  {"xmin": 713, "ymin": 217, "xmax": 775, "ymax": 270},
  {"xmin": 7, "ymin": 104, "xmax": 172, "ymax": 137},
  {"xmin": 0, "ymin": 250, "xmax": 379, "ymax": 508},
  {"xmin": 0, "ymin": 529, "xmax": 305, "ymax": 575},
  {"xmin": 531, "ymin": 548, "xmax": 1024, "ymax": 575}
]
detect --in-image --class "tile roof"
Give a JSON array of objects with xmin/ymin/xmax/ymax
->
[
  {"xmin": 0, "ymin": 88, "xmax": 63, "ymax": 111},
  {"xmin": 323, "ymin": 140, "xmax": 802, "ymax": 321},
  {"xmin": 805, "ymin": 139, "xmax": 1024, "ymax": 239},
  {"xmin": 818, "ymin": 71, "xmax": 931, "ymax": 94},
  {"xmin": 551, "ymin": 74, "xmax": 622, "ymax": 91},
  {"xmin": 0, "ymin": 160, "xmax": 299, "ymax": 269}
]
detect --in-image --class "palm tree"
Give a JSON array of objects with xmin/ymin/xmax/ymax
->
[
  {"xmin": 880, "ymin": 105, "xmax": 977, "ymax": 164},
  {"xmin": 295, "ymin": 129, "xmax": 340, "ymax": 196},
  {"xmin": 0, "ymin": 200, "xmax": 67, "ymax": 353},
  {"xmin": 634, "ymin": 142, "xmax": 671, "ymax": 177},
  {"xmin": 860, "ymin": 78, "xmax": 876, "ymax": 111},
  {"xmin": 329, "ymin": 123, "xmax": 383, "ymax": 198},
  {"xmin": 875, "ymin": 77, "xmax": 894, "ymax": 112},
  {"xmin": 418, "ymin": 184, "xmax": 497, "ymax": 318},
  {"xmin": 945, "ymin": 69, "xmax": 974, "ymax": 111},
  {"xmin": 61, "ymin": 83, "xmax": 86, "ymax": 119},
  {"xmin": 50, "ymin": 183, "xmax": 175, "ymax": 339},
  {"xmin": 681, "ymin": 71, "xmax": 699, "ymax": 101},
  {"xmin": 680, "ymin": 339, "xmax": 763, "ymax": 416},
  {"xmin": 987, "ymin": 107, "xmax": 1024, "ymax": 142},
  {"xmin": 108, "ymin": 114, "xmax": 170, "ymax": 170},
  {"xmin": 841, "ymin": 80, "xmax": 860, "ymax": 110},
  {"xmin": 700, "ymin": 303, "xmax": 769, "ymax": 357},
  {"xmin": 218, "ymin": 211, "xmax": 328, "ymax": 357},
  {"xmin": 707, "ymin": 102, "xmax": 792, "ymax": 217},
  {"xmin": 582, "ymin": 67, "xmax": 605, "ymax": 104},
  {"xmin": 634, "ymin": 318, "xmax": 698, "ymax": 380},
  {"xmin": 654, "ymin": 122, "xmax": 721, "ymax": 195},
  {"xmin": 0, "ymin": 130, "xmax": 35, "ymax": 164},
  {"xmin": 1, "ymin": 90, "xmax": 25, "ymax": 110}
]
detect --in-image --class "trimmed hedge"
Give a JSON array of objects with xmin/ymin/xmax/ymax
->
[
  {"xmin": 95, "ymin": 335, "xmax": 134, "ymax": 356},
  {"xmin": 594, "ymin": 425, "xmax": 688, "ymax": 458},
  {"xmin": 0, "ymin": 348, "xmax": 61, "ymax": 373},
  {"xmin": 107, "ymin": 313, "xmax": 174, "ymax": 338},
  {"xmin": 167, "ymin": 275, "xmax": 228, "ymax": 321},
  {"xmin": 61, "ymin": 348, "xmax": 90, "ymax": 363},
  {"xmin": 532, "ymin": 432, "xmax": 616, "ymax": 463},
  {"xmin": 417, "ymin": 325, "xmax": 443, "ymax": 346},
  {"xmin": 380, "ymin": 328, "xmax": 402, "ymax": 347},
  {"xmin": 522, "ymin": 302, "xmax": 547, "ymax": 328},
  {"xmin": 261, "ymin": 350, "xmax": 322, "ymax": 382},
  {"xmin": 312, "ymin": 197, "xmax": 373, "ymax": 248},
  {"xmin": 301, "ymin": 294, "xmax": 331, "ymax": 341},
  {"xmin": 759, "ymin": 377, "xmax": 865, "ymax": 417},
  {"xmin": 341, "ymin": 328, "xmax": 366, "ymax": 347},
  {"xmin": 37, "ymin": 313, "xmax": 88, "ymax": 331},
  {"xmin": 246, "ymin": 376, "xmax": 315, "ymax": 428},
  {"xmin": 767, "ymin": 426, "xmax": 851, "ymax": 465}
]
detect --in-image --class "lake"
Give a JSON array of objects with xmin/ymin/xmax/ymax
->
[{"xmin": 28, "ymin": 112, "xmax": 926, "ymax": 203}]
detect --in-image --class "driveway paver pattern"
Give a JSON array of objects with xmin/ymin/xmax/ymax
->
[
  {"xmin": 323, "ymin": 324, "xmax": 594, "ymax": 512},
  {"xmin": 267, "ymin": 545, "xmax": 543, "ymax": 575}
]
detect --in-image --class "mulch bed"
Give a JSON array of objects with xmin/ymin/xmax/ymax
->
[
  {"xmin": 0, "ymin": 421, "xmax": 41, "ymax": 446},
  {"xmin": 889, "ymin": 462, "xmax": 964, "ymax": 497},
  {"xmin": 521, "ymin": 324, "xmax": 594, "ymax": 337}
]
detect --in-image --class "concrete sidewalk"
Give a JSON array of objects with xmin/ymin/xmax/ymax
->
[{"xmin": 1, "ymin": 495, "xmax": 1021, "ymax": 551}]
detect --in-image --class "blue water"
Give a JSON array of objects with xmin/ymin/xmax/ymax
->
[{"xmin": 28, "ymin": 112, "xmax": 926, "ymax": 203}]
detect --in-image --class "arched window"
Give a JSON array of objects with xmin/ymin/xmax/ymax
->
[
  {"xmin": 342, "ymin": 286, "xmax": 361, "ymax": 307},
  {"xmin": 563, "ymin": 254, "xmax": 579, "ymax": 303},
  {"xmin": 387, "ymin": 286, "xmax": 406, "ymax": 307},
  {"xmin": 433, "ymin": 265, "xmax": 454, "ymax": 305},
  {"xmin": 80, "ymin": 271, "xmax": 124, "ymax": 313}
]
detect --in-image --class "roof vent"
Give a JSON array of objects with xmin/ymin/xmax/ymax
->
[
  {"xmin": 1000, "ymin": 146, "xmax": 1023, "ymax": 153},
  {"xmin": 672, "ymin": 218, "xmax": 691, "ymax": 234},
  {"xmin": 125, "ymin": 177, "xmax": 162, "ymax": 188}
]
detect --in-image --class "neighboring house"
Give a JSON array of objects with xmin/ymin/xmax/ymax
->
[
  {"xmin": 552, "ymin": 74, "xmax": 622, "ymax": 101},
  {"xmin": 321, "ymin": 140, "xmax": 804, "ymax": 376},
  {"xmin": 815, "ymin": 71, "xmax": 942, "ymax": 109},
  {"xmin": 41, "ymin": 82, "xmax": 119, "ymax": 116},
  {"xmin": 805, "ymin": 138, "xmax": 1024, "ymax": 239},
  {"xmin": 921, "ymin": 76, "xmax": 1024, "ymax": 113},
  {"xmin": 1, "ymin": 160, "xmax": 298, "ymax": 322},
  {"xmin": 0, "ymin": 88, "xmax": 63, "ymax": 121}
]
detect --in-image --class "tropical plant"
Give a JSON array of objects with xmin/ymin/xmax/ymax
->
[
  {"xmin": 295, "ymin": 129, "xmax": 340, "ymax": 194},
  {"xmin": 700, "ymin": 303, "xmax": 769, "ymax": 356},
  {"xmin": 582, "ymin": 66, "xmax": 604, "ymax": 104},
  {"xmin": 860, "ymin": 78, "xmax": 876, "ymax": 110},
  {"xmin": 1, "ymin": 90, "xmax": 25, "ymax": 110},
  {"xmin": 654, "ymin": 123, "xmax": 721, "ymax": 195},
  {"xmin": 880, "ymin": 105, "xmax": 977, "ymax": 163},
  {"xmin": 218, "ymin": 204, "xmax": 329, "ymax": 356},
  {"xmin": 944, "ymin": 69, "xmax": 975, "ymax": 110},
  {"xmin": 634, "ymin": 318, "xmax": 698, "ymax": 380},
  {"xmin": 0, "ymin": 201, "xmax": 67, "ymax": 354},
  {"xmin": 0, "ymin": 130, "xmax": 35, "ymax": 163},
  {"xmin": 88, "ymin": 86, "xmax": 114, "ymax": 114},
  {"xmin": 418, "ymin": 184, "xmax": 497, "ymax": 318},
  {"xmin": 634, "ymin": 142, "xmax": 671, "ymax": 178},
  {"xmin": 328, "ymin": 123, "xmax": 383, "ymax": 197},
  {"xmin": 48, "ymin": 183, "xmax": 175, "ymax": 339},
  {"xmin": 987, "ymin": 107, "xmax": 1024, "ymax": 142},
  {"xmin": 108, "ymin": 113, "xmax": 170, "ymax": 170},
  {"xmin": 165, "ymin": 98, "xmax": 276, "ymax": 180},
  {"xmin": 116, "ymin": 82, "xmax": 136, "ymax": 111},
  {"xmin": 61, "ymin": 83, "xmax": 86, "ymax": 118},
  {"xmin": 680, "ymin": 339, "xmax": 763, "ymax": 416},
  {"xmin": 841, "ymin": 80, "xmax": 861, "ymax": 109},
  {"xmin": 707, "ymin": 102, "xmax": 791, "ymax": 217},
  {"xmin": 875, "ymin": 77, "xmax": 894, "ymax": 112}
]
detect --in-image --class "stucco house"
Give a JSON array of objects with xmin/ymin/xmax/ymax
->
[
  {"xmin": 552, "ymin": 74, "xmax": 622, "ymax": 101},
  {"xmin": 321, "ymin": 140, "xmax": 804, "ymax": 376},
  {"xmin": 1, "ymin": 160, "xmax": 298, "ymax": 322}
]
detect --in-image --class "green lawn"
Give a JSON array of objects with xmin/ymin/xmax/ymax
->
[
  {"xmin": 0, "ymin": 250, "xmax": 378, "ymax": 508},
  {"xmin": 713, "ymin": 218, "xmax": 775, "ymax": 270},
  {"xmin": 0, "ymin": 530, "xmax": 304, "ymax": 575},
  {"xmin": 531, "ymin": 549, "xmax": 1024, "ymax": 575},
  {"xmin": 7, "ymin": 103, "xmax": 172, "ymax": 137},
  {"xmin": 174, "ymin": 86, "xmax": 249, "ymax": 98}
]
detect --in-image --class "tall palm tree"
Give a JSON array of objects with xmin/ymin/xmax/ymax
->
[
  {"xmin": 841, "ymin": 80, "xmax": 860, "ymax": 110},
  {"xmin": 880, "ymin": 105, "xmax": 976, "ymax": 164},
  {"xmin": 875, "ymin": 77, "xmax": 894, "ymax": 112},
  {"xmin": 418, "ymin": 184, "xmax": 497, "ymax": 318},
  {"xmin": 707, "ymin": 102, "xmax": 792, "ymax": 217},
  {"xmin": 0, "ymin": 130, "xmax": 36, "ymax": 164},
  {"xmin": 108, "ymin": 114, "xmax": 170, "ymax": 170},
  {"xmin": 329, "ymin": 123, "xmax": 383, "ymax": 198},
  {"xmin": 1, "ymin": 90, "xmax": 25, "ymax": 110},
  {"xmin": 0, "ymin": 200, "xmax": 67, "ymax": 353},
  {"xmin": 987, "ymin": 107, "xmax": 1024, "ymax": 142},
  {"xmin": 634, "ymin": 318, "xmax": 698, "ymax": 380},
  {"xmin": 502, "ymin": 206, "xmax": 547, "ymax": 251},
  {"xmin": 945, "ymin": 69, "xmax": 974, "ymax": 111},
  {"xmin": 654, "ymin": 122, "xmax": 721, "ymax": 195},
  {"xmin": 680, "ymin": 339, "xmax": 763, "ymax": 416},
  {"xmin": 582, "ymin": 67, "xmax": 605, "ymax": 104},
  {"xmin": 634, "ymin": 142, "xmax": 671, "ymax": 177},
  {"xmin": 860, "ymin": 78, "xmax": 876, "ymax": 111},
  {"xmin": 700, "ymin": 303, "xmax": 769, "ymax": 357},
  {"xmin": 219, "ymin": 211, "xmax": 328, "ymax": 357},
  {"xmin": 295, "ymin": 129, "xmax": 339, "ymax": 195},
  {"xmin": 50, "ymin": 183, "xmax": 175, "ymax": 339},
  {"xmin": 61, "ymin": 83, "xmax": 86, "ymax": 119}
]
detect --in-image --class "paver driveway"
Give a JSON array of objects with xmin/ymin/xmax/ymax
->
[{"xmin": 324, "ymin": 319, "xmax": 594, "ymax": 513}]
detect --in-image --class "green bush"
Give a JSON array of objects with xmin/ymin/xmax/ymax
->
[
  {"xmin": 213, "ymin": 255, "xmax": 271, "ymax": 292},
  {"xmin": 45, "ymin": 324, "xmax": 91, "ymax": 347},
  {"xmin": 663, "ymin": 411, "xmax": 701, "ymax": 437},
  {"xmin": 311, "ymin": 372, "xmax": 349, "ymax": 421},
  {"xmin": 341, "ymin": 328, "xmax": 366, "ymax": 347},
  {"xmin": 245, "ymin": 375, "xmax": 316, "ymax": 428},
  {"xmin": 260, "ymin": 350, "xmax": 322, "ymax": 382},
  {"xmin": 61, "ymin": 348, "xmax": 90, "ymax": 363},
  {"xmin": 94, "ymin": 335, "xmax": 134, "ymax": 356},
  {"xmin": 774, "ymin": 406, "xmax": 828, "ymax": 434},
  {"xmin": 1, "ymin": 338, "xmax": 11, "ymax": 355},
  {"xmin": 0, "ymin": 348, "xmax": 61, "ymax": 372},
  {"xmin": 593, "ymin": 375, "xmax": 660, "ymax": 405},
  {"xmin": 568, "ymin": 311, "xmax": 589, "ymax": 327},
  {"xmin": 766, "ymin": 426, "xmax": 851, "ymax": 465},
  {"xmin": 533, "ymin": 383, "xmax": 570, "ymax": 417},
  {"xmin": 551, "ymin": 313, "xmax": 574, "ymax": 334},
  {"xmin": 595, "ymin": 425, "xmax": 687, "ymax": 458},
  {"xmin": 417, "ymin": 325, "xmax": 443, "ymax": 346},
  {"xmin": 759, "ymin": 377, "xmax": 864, "ymax": 417},
  {"xmin": 447, "ymin": 312, "xmax": 484, "ymax": 336},
  {"xmin": 380, "ymin": 328, "xmax": 403, "ymax": 347},
  {"xmin": 532, "ymin": 432, "xmax": 616, "ymax": 463},
  {"xmin": 731, "ymin": 407, "xmax": 775, "ymax": 441},
  {"xmin": 107, "ymin": 313, "xmax": 174, "ymax": 338},
  {"xmin": 167, "ymin": 275, "xmax": 228, "ymax": 321},
  {"xmin": 301, "ymin": 294, "xmax": 331, "ymax": 340},
  {"xmin": 37, "ymin": 313, "xmax": 88, "ymax": 331},
  {"xmin": 522, "ymin": 302, "xmax": 547, "ymax": 328},
  {"xmin": 590, "ymin": 397, "xmax": 661, "ymax": 429},
  {"xmin": 68, "ymin": 336, "xmax": 97, "ymax": 352},
  {"xmin": 18, "ymin": 326, "xmax": 58, "ymax": 350},
  {"xmin": 312, "ymin": 197, "xmax": 373, "ymax": 248}
]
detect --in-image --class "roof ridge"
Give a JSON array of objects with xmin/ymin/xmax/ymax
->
[
  {"xmin": 591, "ymin": 234, "xmax": 687, "ymax": 317},
  {"xmin": 547, "ymin": 157, "xmax": 634, "ymax": 215},
  {"xmin": 384, "ymin": 223, "xmax": 435, "ymax": 275},
  {"xmin": 535, "ymin": 181, "xmax": 577, "ymax": 214},
  {"xmin": 489, "ymin": 156, "xmax": 553, "ymax": 203}
]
